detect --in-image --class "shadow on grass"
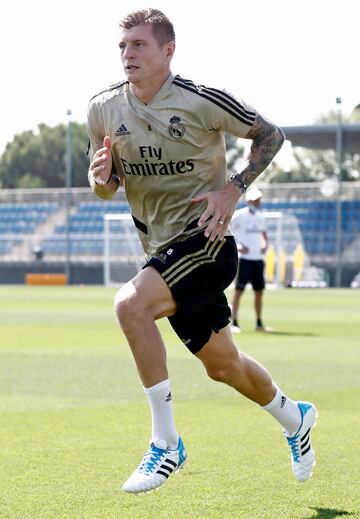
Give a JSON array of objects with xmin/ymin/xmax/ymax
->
[
  {"xmin": 254, "ymin": 331, "xmax": 317, "ymax": 337},
  {"xmin": 308, "ymin": 507, "xmax": 353, "ymax": 518}
]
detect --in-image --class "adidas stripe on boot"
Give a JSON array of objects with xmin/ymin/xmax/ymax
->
[
  {"xmin": 122, "ymin": 437, "xmax": 187, "ymax": 494},
  {"xmin": 284, "ymin": 401, "xmax": 318, "ymax": 482}
]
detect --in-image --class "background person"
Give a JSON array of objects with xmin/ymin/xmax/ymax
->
[
  {"xmin": 231, "ymin": 187, "xmax": 271, "ymax": 333},
  {"xmin": 87, "ymin": 8, "xmax": 317, "ymax": 495}
]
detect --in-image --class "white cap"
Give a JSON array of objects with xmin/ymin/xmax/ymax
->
[{"xmin": 245, "ymin": 186, "xmax": 262, "ymax": 202}]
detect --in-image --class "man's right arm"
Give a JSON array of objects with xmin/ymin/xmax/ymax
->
[
  {"xmin": 237, "ymin": 242, "xmax": 250, "ymax": 254},
  {"xmin": 88, "ymin": 136, "xmax": 121, "ymax": 200},
  {"xmin": 88, "ymin": 172, "xmax": 121, "ymax": 200}
]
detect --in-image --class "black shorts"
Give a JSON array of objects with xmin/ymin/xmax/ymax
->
[
  {"xmin": 144, "ymin": 232, "xmax": 238, "ymax": 354},
  {"xmin": 235, "ymin": 258, "xmax": 265, "ymax": 291}
]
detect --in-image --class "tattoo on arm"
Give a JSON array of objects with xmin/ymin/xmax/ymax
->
[{"xmin": 229, "ymin": 113, "xmax": 285, "ymax": 191}]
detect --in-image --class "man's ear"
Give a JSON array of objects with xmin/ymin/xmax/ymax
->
[{"xmin": 166, "ymin": 41, "xmax": 175, "ymax": 59}]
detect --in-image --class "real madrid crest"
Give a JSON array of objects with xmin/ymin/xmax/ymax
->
[{"xmin": 168, "ymin": 115, "xmax": 185, "ymax": 140}]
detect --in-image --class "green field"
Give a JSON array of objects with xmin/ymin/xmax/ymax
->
[{"xmin": 1, "ymin": 286, "xmax": 359, "ymax": 519}]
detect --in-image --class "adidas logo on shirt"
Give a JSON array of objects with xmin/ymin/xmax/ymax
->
[{"xmin": 115, "ymin": 124, "xmax": 131, "ymax": 136}]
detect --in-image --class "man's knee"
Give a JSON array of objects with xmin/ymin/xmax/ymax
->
[
  {"xmin": 114, "ymin": 269, "xmax": 177, "ymax": 327},
  {"xmin": 204, "ymin": 349, "xmax": 243, "ymax": 383},
  {"xmin": 114, "ymin": 281, "xmax": 143, "ymax": 327},
  {"xmin": 206, "ymin": 356, "xmax": 241, "ymax": 383}
]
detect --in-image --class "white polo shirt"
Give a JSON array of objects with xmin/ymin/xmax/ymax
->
[{"xmin": 231, "ymin": 206, "xmax": 267, "ymax": 260}]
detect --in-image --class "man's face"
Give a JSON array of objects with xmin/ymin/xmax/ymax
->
[{"xmin": 119, "ymin": 24, "xmax": 173, "ymax": 86}]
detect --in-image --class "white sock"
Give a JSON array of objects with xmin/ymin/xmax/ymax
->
[
  {"xmin": 262, "ymin": 386, "xmax": 302, "ymax": 435},
  {"xmin": 143, "ymin": 379, "xmax": 179, "ymax": 450}
]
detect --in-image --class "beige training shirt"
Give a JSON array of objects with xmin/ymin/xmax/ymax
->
[{"xmin": 87, "ymin": 73, "xmax": 255, "ymax": 257}]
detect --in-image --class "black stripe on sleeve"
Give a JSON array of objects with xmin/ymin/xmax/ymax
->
[
  {"xmin": 200, "ymin": 86, "xmax": 256, "ymax": 119},
  {"xmin": 88, "ymin": 80, "xmax": 128, "ymax": 104},
  {"xmin": 173, "ymin": 76, "xmax": 255, "ymax": 126}
]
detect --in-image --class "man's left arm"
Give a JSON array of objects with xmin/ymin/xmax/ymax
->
[
  {"xmin": 229, "ymin": 113, "xmax": 285, "ymax": 194},
  {"xmin": 195, "ymin": 114, "xmax": 284, "ymax": 241}
]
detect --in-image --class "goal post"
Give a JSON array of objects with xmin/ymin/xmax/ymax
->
[
  {"xmin": 103, "ymin": 210, "xmax": 325, "ymax": 288},
  {"xmin": 103, "ymin": 213, "xmax": 144, "ymax": 287},
  {"xmin": 103, "ymin": 211, "xmax": 289, "ymax": 287},
  {"xmin": 264, "ymin": 211, "xmax": 283, "ymax": 287}
]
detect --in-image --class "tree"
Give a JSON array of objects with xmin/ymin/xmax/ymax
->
[
  {"xmin": 2, "ymin": 109, "xmax": 359, "ymax": 188},
  {"xmin": 0, "ymin": 123, "xmax": 89, "ymax": 188},
  {"xmin": 1, "ymin": 125, "xmax": 246, "ymax": 188},
  {"xmin": 268, "ymin": 108, "xmax": 360, "ymax": 183}
]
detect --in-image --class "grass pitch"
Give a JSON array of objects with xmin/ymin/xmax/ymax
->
[{"xmin": 0, "ymin": 286, "xmax": 359, "ymax": 518}]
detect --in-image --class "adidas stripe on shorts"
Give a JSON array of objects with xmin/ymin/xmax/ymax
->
[{"xmin": 145, "ymin": 231, "xmax": 238, "ymax": 354}]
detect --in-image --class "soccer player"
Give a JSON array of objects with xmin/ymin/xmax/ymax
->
[
  {"xmin": 87, "ymin": 8, "xmax": 317, "ymax": 494},
  {"xmin": 230, "ymin": 186, "xmax": 271, "ymax": 333}
]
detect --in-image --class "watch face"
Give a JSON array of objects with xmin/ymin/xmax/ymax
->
[{"xmin": 229, "ymin": 174, "xmax": 246, "ymax": 191}]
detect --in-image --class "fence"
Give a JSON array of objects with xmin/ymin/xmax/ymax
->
[{"xmin": 0, "ymin": 182, "xmax": 359, "ymax": 286}]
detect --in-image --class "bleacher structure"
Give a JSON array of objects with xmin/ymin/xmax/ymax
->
[
  {"xmin": 42, "ymin": 201, "xmax": 132, "ymax": 257},
  {"xmin": 0, "ymin": 183, "xmax": 359, "ymax": 286},
  {"xmin": 0, "ymin": 202, "xmax": 58, "ymax": 257}
]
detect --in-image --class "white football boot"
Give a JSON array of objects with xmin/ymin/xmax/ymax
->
[
  {"xmin": 122, "ymin": 437, "xmax": 187, "ymax": 494},
  {"xmin": 284, "ymin": 401, "xmax": 318, "ymax": 482}
]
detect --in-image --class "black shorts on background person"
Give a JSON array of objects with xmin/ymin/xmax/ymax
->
[{"xmin": 231, "ymin": 187, "xmax": 271, "ymax": 333}]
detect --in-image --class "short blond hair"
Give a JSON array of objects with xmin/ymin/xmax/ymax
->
[{"xmin": 119, "ymin": 8, "xmax": 175, "ymax": 46}]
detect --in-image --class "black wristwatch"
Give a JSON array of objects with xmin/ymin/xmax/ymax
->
[{"xmin": 229, "ymin": 173, "xmax": 247, "ymax": 194}]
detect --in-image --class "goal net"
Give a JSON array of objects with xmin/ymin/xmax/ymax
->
[
  {"xmin": 264, "ymin": 211, "xmax": 325, "ymax": 287},
  {"xmin": 103, "ymin": 210, "xmax": 322, "ymax": 288},
  {"xmin": 103, "ymin": 213, "xmax": 144, "ymax": 287}
]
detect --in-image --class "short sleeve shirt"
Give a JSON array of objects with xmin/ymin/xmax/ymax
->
[
  {"xmin": 231, "ymin": 206, "xmax": 267, "ymax": 260},
  {"xmin": 87, "ymin": 73, "xmax": 256, "ymax": 257}
]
